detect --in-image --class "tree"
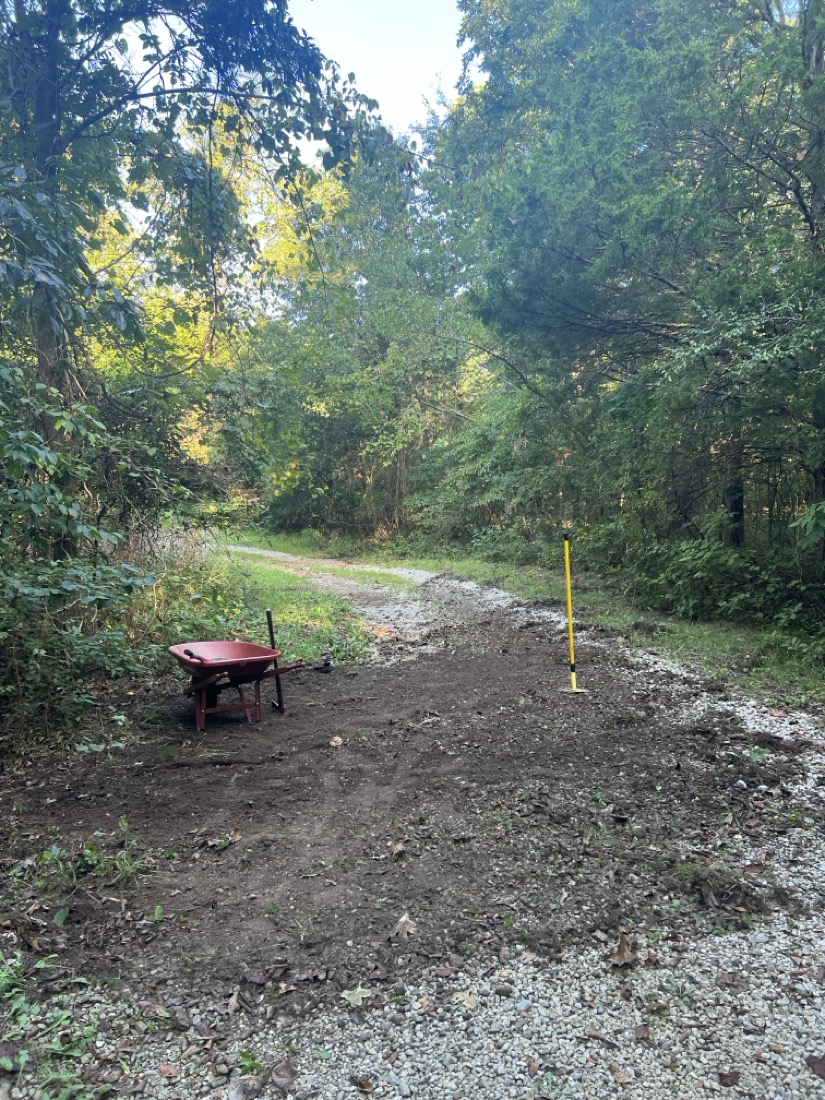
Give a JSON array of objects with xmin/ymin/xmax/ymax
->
[
  {"xmin": 0, "ymin": 0, "xmax": 359, "ymax": 400},
  {"xmin": 211, "ymin": 129, "xmax": 483, "ymax": 535},
  {"xmin": 418, "ymin": 0, "xmax": 825, "ymax": 614}
]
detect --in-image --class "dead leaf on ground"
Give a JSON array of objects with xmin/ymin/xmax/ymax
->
[
  {"xmin": 452, "ymin": 991, "xmax": 478, "ymax": 1010},
  {"xmin": 605, "ymin": 931, "xmax": 638, "ymax": 967},
  {"xmin": 391, "ymin": 911, "xmax": 417, "ymax": 939},
  {"xmin": 159, "ymin": 1063, "xmax": 179, "ymax": 1079},
  {"xmin": 716, "ymin": 970, "xmax": 748, "ymax": 991},
  {"xmin": 609, "ymin": 1063, "xmax": 633, "ymax": 1084},
  {"xmin": 634, "ymin": 1023, "xmax": 650, "ymax": 1041},
  {"xmin": 807, "ymin": 1054, "xmax": 825, "ymax": 1080},
  {"xmin": 527, "ymin": 1055, "xmax": 540, "ymax": 1078},
  {"xmin": 584, "ymin": 1025, "xmax": 618, "ymax": 1049},
  {"xmin": 718, "ymin": 1070, "xmax": 741, "ymax": 1087},
  {"xmin": 271, "ymin": 1056, "xmax": 299, "ymax": 1093},
  {"xmin": 329, "ymin": 736, "xmax": 347, "ymax": 747},
  {"xmin": 341, "ymin": 984, "xmax": 375, "ymax": 1007}
]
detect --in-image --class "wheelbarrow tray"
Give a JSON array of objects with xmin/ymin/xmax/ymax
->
[{"xmin": 169, "ymin": 640, "xmax": 282, "ymax": 676}]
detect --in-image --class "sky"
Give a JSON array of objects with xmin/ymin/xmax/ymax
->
[{"xmin": 289, "ymin": 0, "xmax": 466, "ymax": 134}]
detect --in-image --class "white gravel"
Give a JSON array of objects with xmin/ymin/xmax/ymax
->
[{"xmin": 267, "ymin": 914, "xmax": 824, "ymax": 1100}]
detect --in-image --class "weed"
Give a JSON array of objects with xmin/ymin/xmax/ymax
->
[
  {"xmin": 12, "ymin": 819, "xmax": 155, "ymax": 900},
  {"xmin": 745, "ymin": 746, "xmax": 770, "ymax": 765},
  {"xmin": 660, "ymin": 976, "xmax": 696, "ymax": 1007},
  {"xmin": 0, "ymin": 950, "xmax": 97, "ymax": 1092},
  {"xmin": 239, "ymin": 1050, "xmax": 264, "ymax": 1074}
]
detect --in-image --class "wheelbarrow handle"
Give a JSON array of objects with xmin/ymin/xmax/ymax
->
[{"xmin": 260, "ymin": 659, "xmax": 306, "ymax": 679}]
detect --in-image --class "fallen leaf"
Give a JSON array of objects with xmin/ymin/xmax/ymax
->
[
  {"xmin": 341, "ymin": 985, "xmax": 375, "ymax": 1007},
  {"xmin": 609, "ymin": 1063, "xmax": 633, "ymax": 1084},
  {"xmin": 718, "ymin": 1070, "xmax": 740, "ymax": 1087},
  {"xmin": 807, "ymin": 1054, "xmax": 825, "ymax": 1080},
  {"xmin": 605, "ymin": 931, "xmax": 638, "ymax": 967},
  {"xmin": 329, "ymin": 736, "xmax": 347, "ymax": 747},
  {"xmin": 271, "ymin": 1056, "xmax": 299, "ymax": 1092},
  {"xmin": 159, "ymin": 1063, "xmax": 179, "ymax": 1079},
  {"xmin": 716, "ymin": 970, "xmax": 748, "ymax": 992},
  {"xmin": 242, "ymin": 970, "xmax": 268, "ymax": 986},
  {"xmin": 527, "ymin": 1055, "xmax": 539, "ymax": 1078},
  {"xmin": 391, "ymin": 911, "xmax": 417, "ymax": 938},
  {"xmin": 584, "ymin": 1025, "xmax": 618, "ymax": 1048},
  {"xmin": 452, "ymin": 991, "xmax": 478, "ymax": 1010},
  {"xmin": 634, "ymin": 1023, "xmax": 650, "ymax": 1041}
]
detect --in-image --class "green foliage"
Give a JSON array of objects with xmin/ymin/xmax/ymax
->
[
  {"xmin": 0, "ymin": 3, "xmax": 376, "ymax": 749},
  {"xmin": 0, "ymin": 951, "xmax": 101, "ymax": 1096},
  {"xmin": 213, "ymin": 130, "xmax": 482, "ymax": 536}
]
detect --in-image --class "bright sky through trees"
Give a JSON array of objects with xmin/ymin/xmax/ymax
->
[{"xmin": 290, "ymin": 0, "xmax": 464, "ymax": 132}]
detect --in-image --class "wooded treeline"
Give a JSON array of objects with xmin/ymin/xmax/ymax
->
[{"xmin": 3, "ymin": 0, "xmax": 825, "ymax": 741}]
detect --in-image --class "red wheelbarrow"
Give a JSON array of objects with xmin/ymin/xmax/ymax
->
[{"xmin": 169, "ymin": 631, "xmax": 305, "ymax": 731}]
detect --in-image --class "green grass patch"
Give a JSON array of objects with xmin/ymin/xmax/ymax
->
[
  {"xmin": 319, "ymin": 563, "xmax": 417, "ymax": 589},
  {"xmin": 230, "ymin": 528, "xmax": 342, "ymax": 557},
  {"xmin": 229, "ymin": 554, "xmax": 373, "ymax": 663}
]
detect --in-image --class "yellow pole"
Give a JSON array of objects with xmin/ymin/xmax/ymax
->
[{"xmin": 563, "ymin": 533, "xmax": 578, "ymax": 691}]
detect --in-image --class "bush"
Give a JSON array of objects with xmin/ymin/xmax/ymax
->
[{"xmin": 0, "ymin": 539, "xmax": 255, "ymax": 754}]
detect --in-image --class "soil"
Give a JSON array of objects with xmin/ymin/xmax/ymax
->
[{"xmin": 1, "ymin": 555, "xmax": 821, "ymax": 1019}]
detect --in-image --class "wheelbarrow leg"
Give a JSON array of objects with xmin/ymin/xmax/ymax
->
[
  {"xmin": 236, "ymin": 684, "xmax": 253, "ymax": 723},
  {"xmin": 194, "ymin": 687, "xmax": 206, "ymax": 731}
]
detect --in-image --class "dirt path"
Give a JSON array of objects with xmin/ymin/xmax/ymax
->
[{"xmin": 1, "ymin": 552, "xmax": 823, "ymax": 1098}]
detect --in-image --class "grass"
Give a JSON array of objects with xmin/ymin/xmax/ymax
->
[
  {"xmin": 229, "ymin": 553, "xmax": 373, "ymax": 664},
  {"xmin": 12, "ymin": 817, "xmax": 155, "ymax": 899},
  {"xmin": 229, "ymin": 527, "xmax": 825, "ymax": 707}
]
